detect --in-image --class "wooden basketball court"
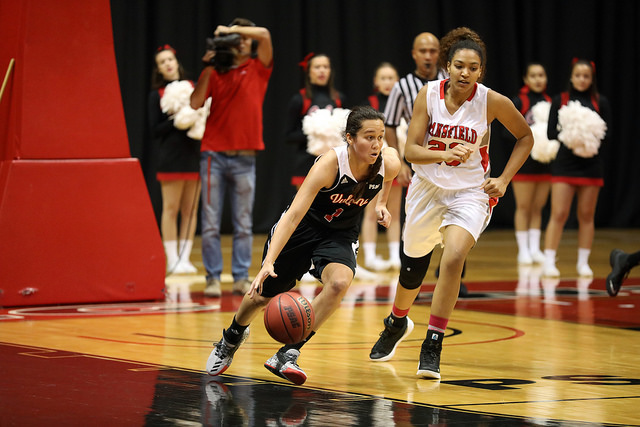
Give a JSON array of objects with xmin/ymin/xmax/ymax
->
[{"xmin": 1, "ymin": 229, "xmax": 639, "ymax": 426}]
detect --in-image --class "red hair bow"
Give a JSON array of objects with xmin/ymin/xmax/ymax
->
[
  {"xmin": 572, "ymin": 57, "xmax": 596, "ymax": 72},
  {"xmin": 298, "ymin": 52, "xmax": 315, "ymax": 72},
  {"xmin": 157, "ymin": 44, "xmax": 176, "ymax": 54}
]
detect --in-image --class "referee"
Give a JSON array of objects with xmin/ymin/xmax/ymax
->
[{"xmin": 383, "ymin": 32, "xmax": 446, "ymax": 186}]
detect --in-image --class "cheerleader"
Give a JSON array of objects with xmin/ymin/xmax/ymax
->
[
  {"xmin": 285, "ymin": 53, "xmax": 347, "ymax": 190},
  {"xmin": 510, "ymin": 63, "xmax": 553, "ymax": 264},
  {"xmin": 542, "ymin": 58, "xmax": 610, "ymax": 277},
  {"xmin": 360, "ymin": 62, "xmax": 403, "ymax": 272},
  {"xmin": 148, "ymin": 45, "xmax": 201, "ymax": 275}
]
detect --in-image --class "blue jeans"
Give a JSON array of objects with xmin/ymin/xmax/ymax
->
[{"xmin": 200, "ymin": 151, "xmax": 255, "ymax": 282}]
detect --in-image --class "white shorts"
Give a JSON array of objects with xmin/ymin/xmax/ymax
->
[{"xmin": 402, "ymin": 175, "xmax": 494, "ymax": 258}]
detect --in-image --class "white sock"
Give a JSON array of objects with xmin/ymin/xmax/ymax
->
[
  {"xmin": 516, "ymin": 231, "xmax": 530, "ymax": 255},
  {"xmin": 528, "ymin": 229, "xmax": 542, "ymax": 254},
  {"xmin": 164, "ymin": 240, "xmax": 179, "ymax": 270},
  {"xmin": 388, "ymin": 241, "xmax": 400, "ymax": 262},
  {"xmin": 363, "ymin": 242, "xmax": 376, "ymax": 263},
  {"xmin": 544, "ymin": 249, "xmax": 556, "ymax": 268},
  {"xmin": 577, "ymin": 248, "xmax": 591, "ymax": 267},
  {"xmin": 179, "ymin": 240, "xmax": 194, "ymax": 264}
]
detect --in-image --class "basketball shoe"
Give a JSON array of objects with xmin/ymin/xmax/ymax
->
[
  {"xmin": 206, "ymin": 328, "xmax": 250, "ymax": 376},
  {"xmin": 607, "ymin": 249, "xmax": 630, "ymax": 297},
  {"xmin": 369, "ymin": 315, "xmax": 414, "ymax": 361},
  {"xmin": 264, "ymin": 348, "xmax": 307, "ymax": 385},
  {"xmin": 417, "ymin": 330, "xmax": 443, "ymax": 379}
]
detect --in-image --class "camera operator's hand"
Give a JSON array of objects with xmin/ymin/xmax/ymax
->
[
  {"xmin": 201, "ymin": 50, "xmax": 215, "ymax": 66},
  {"xmin": 214, "ymin": 25, "xmax": 233, "ymax": 36}
]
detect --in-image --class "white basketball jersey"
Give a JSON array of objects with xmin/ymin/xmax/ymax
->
[{"xmin": 412, "ymin": 79, "xmax": 491, "ymax": 190}]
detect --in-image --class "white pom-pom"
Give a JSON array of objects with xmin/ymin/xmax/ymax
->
[
  {"xmin": 302, "ymin": 107, "xmax": 351, "ymax": 156},
  {"xmin": 395, "ymin": 117, "xmax": 409, "ymax": 155},
  {"xmin": 160, "ymin": 80, "xmax": 194, "ymax": 115},
  {"xmin": 528, "ymin": 101, "xmax": 559, "ymax": 163},
  {"xmin": 557, "ymin": 100, "xmax": 607, "ymax": 158},
  {"xmin": 186, "ymin": 98, "xmax": 211, "ymax": 140},
  {"xmin": 173, "ymin": 105, "xmax": 198, "ymax": 130}
]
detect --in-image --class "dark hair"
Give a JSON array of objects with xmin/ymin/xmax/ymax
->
[
  {"xmin": 439, "ymin": 27, "xmax": 487, "ymax": 82},
  {"xmin": 523, "ymin": 62, "xmax": 546, "ymax": 79},
  {"xmin": 229, "ymin": 17, "xmax": 255, "ymax": 27},
  {"xmin": 151, "ymin": 47, "xmax": 186, "ymax": 90},
  {"xmin": 344, "ymin": 106, "xmax": 385, "ymax": 199},
  {"xmin": 568, "ymin": 58, "xmax": 599, "ymax": 99},
  {"xmin": 226, "ymin": 17, "xmax": 258, "ymax": 59},
  {"xmin": 303, "ymin": 53, "xmax": 339, "ymax": 101},
  {"xmin": 372, "ymin": 61, "xmax": 398, "ymax": 90}
]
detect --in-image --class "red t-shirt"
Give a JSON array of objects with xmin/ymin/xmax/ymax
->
[{"xmin": 200, "ymin": 58, "xmax": 272, "ymax": 152}]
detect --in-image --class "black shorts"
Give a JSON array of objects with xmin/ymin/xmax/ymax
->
[{"xmin": 259, "ymin": 219, "xmax": 358, "ymax": 298}]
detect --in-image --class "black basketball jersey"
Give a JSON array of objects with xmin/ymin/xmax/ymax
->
[{"xmin": 304, "ymin": 145, "xmax": 385, "ymax": 232}]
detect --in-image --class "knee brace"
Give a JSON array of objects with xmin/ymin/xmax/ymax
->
[{"xmin": 398, "ymin": 250, "xmax": 433, "ymax": 290}]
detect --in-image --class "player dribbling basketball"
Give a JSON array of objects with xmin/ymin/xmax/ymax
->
[{"xmin": 206, "ymin": 106, "xmax": 400, "ymax": 384}]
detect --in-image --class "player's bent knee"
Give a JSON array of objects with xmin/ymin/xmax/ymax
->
[{"xmin": 398, "ymin": 251, "xmax": 433, "ymax": 290}]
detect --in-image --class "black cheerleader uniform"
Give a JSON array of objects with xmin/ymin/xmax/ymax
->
[
  {"xmin": 259, "ymin": 145, "xmax": 385, "ymax": 297},
  {"xmin": 284, "ymin": 84, "xmax": 347, "ymax": 186},
  {"xmin": 511, "ymin": 86, "xmax": 552, "ymax": 181},
  {"xmin": 148, "ymin": 81, "xmax": 200, "ymax": 181},
  {"xmin": 547, "ymin": 88, "xmax": 611, "ymax": 186}
]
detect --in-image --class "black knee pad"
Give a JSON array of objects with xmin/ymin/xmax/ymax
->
[{"xmin": 398, "ymin": 250, "xmax": 433, "ymax": 290}]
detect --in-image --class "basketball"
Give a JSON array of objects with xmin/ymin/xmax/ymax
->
[{"xmin": 264, "ymin": 292, "xmax": 314, "ymax": 344}]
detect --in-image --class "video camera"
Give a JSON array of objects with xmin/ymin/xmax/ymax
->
[{"xmin": 205, "ymin": 33, "xmax": 242, "ymax": 73}]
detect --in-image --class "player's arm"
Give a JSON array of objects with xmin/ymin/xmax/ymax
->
[
  {"xmin": 404, "ymin": 85, "xmax": 472, "ymax": 165},
  {"xmin": 482, "ymin": 90, "xmax": 534, "ymax": 198},
  {"xmin": 375, "ymin": 147, "xmax": 401, "ymax": 228},
  {"xmin": 249, "ymin": 152, "xmax": 337, "ymax": 297}
]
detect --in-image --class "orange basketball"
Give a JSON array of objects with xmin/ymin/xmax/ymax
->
[{"xmin": 264, "ymin": 292, "xmax": 314, "ymax": 344}]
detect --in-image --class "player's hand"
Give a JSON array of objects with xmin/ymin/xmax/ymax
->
[
  {"xmin": 376, "ymin": 206, "xmax": 392, "ymax": 228},
  {"xmin": 443, "ymin": 144, "xmax": 472, "ymax": 164},
  {"xmin": 397, "ymin": 163, "xmax": 413, "ymax": 186},
  {"xmin": 249, "ymin": 263, "xmax": 277, "ymax": 298},
  {"xmin": 481, "ymin": 176, "xmax": 508, "ymax": 198}
]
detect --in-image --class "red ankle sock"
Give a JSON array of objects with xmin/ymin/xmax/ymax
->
[
  {"xmin": 427, "ymin": 314, "xmax": 448, "ymax": 333},
  {"xmin": 391, "ymin": 305, "xmax": 410, "ymax": 318}
]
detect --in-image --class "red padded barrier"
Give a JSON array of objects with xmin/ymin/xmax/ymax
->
[
  {"xmin": 0, "ymin": 0, "xmax": 130, "ymax": 159},
  {"xmin": 0, "ymin": 160, "xmax": 165, "ymax": 306},
  {"xmin": 0, "ymin": 0, "xmax": 165, "ymax": 306}
]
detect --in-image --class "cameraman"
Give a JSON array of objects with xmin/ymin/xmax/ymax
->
[{"xmin": 190, "ymin": 18, "xmax": 273, "ymax": 297}]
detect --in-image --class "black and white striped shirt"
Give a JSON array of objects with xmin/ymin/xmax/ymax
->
[{"xmin": 383, "ymin": 70, "xmax": 447, "ymax": 127}]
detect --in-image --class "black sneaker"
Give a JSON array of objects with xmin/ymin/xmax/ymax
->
[
  {"xmin": 607, "ymin": 249, "xmax": 630, "ymax": 297},
  {"xmin": 417, "ymin": 330, "xmax": 443, "ymax": 379},
  {"xmin": 369, "ymin": 315, "xmax": 414, "ymax": 362}
]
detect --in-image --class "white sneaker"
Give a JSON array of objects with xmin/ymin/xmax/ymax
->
[
  {"xmin": 543, "ymin": 264, "xmax": 560, "ymax": 277},
  {"xmin": 173, "ymin": 259, "xmax": 197, "ymax": 274},
  {"xmin": 264, "ymin": 348, "xmax": 307, "ymax": 385},
  {"xmin": 577, "ymin": 264, "xmax": 593, "ymax": 277},
  {"xmin": 530, "ymin": 251, "xmax": 545, "ymax": 264},
  {"xmin": 517, "ymin": 252, "xmax": 533, "ymax": 265},
  {"xmin": 388, "ymin": 258, "xmax": 401, "ymax": 270},
  {"xmin": 355, "ymin": 264, "xmax": 379, "ymax": 281},
  {"xmin": 364, "ymin": 255, "xmax": 392, "ymax": 272},
  {"xmin": 206, "ymin": 328, "xmax": 250, "ymax": 376}
]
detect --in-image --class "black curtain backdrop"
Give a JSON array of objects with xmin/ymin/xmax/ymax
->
[{"xmin": 110, "ymin": 0, "xmax": 640, "ymax": 234}]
